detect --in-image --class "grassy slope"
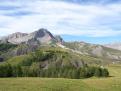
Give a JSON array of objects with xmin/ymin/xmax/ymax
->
[
  {"xmin": 6, "ymin": 46, "xmax": 104, "ymax": 68},
  {"xmin": 0, "ymin": 65, "xmax": 121, "ymax": 91}
]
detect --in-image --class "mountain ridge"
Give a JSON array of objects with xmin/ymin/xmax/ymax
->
[
  {"xmin": 104, "ymin": 42, "xmax": 121, "ymax": 51},
  {"xmin": 64, "ymin": 41, "xmax": 121, "ymax": 62},
  {"xmin": 0, "ymin": 28, "xmax": 63, "ymax": 45}
]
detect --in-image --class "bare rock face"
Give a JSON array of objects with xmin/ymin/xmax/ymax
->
[
  {"xmin": 8, "ymin": 32, "xmax": 28, "ymax": 39},
  {"xmin": 8, "ymin": 32, "xmax": 28, "ymax": 44},
  {"xmin": 0, "ymin": 57, "xmax": 3, "ymax": 62},
  {"xmin": 54, "ymin": 35, "xmax": 64, "ymax": 44},
  {"xmin": 31, "ymin": 28, "xmax": 55, "ymax": 44},
  {"xmin": 91, "ymin": 46, "xmax": 103, "ymax": 57},
  {"xmin": 0, "ymin": 32, "xmax": 28, "ymax": 44},
  {"xmin": 0, "ymin": 28, "xmax": 57, "ymax": 45}
]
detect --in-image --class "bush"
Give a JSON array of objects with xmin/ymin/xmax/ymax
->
[
  {"xmin": 94, "ymin": 67, "xmax": 109, "ymax": 77},
  {"xmin": 12, "ymin": 65, "xmax": 23, "ymax": 77},
  {"xmin": 0, "ymin": 63, "xmax": 13, "ymax": 77},
  {"xmin": 101, "ymin": 68, "xmax": 109, "ymax": 77},
  {"xmin": 28, "ymin": 63, "xmax": 40, "ymax": 77},
  {"xmin": 94, "ymin": 67, "xmax": 102, "ymax": 77}
]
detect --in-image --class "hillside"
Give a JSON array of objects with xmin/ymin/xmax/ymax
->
[
  {"xmin": 6, "ymin": 46, "xmax": 85, "ymax": 68},
  {"xmin": 0, "ymin": 28, "xmax": 120, "ymax": 79},
  {"xmin": 0, "ymin": 45, "xmax": 109, "ymax": 79},
  {"xmin": 64, "ymin": 42, "xmax": 121, "ymax": 63}
]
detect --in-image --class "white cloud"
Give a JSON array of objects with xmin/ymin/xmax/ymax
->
[{"xmin": 0, "ymin": 0, "xmax": 121, "ymax": 37}]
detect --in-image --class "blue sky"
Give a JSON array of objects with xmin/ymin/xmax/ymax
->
[{"xmin": 0, "ymin": 0, "xmax": 121, "ymax": 44}]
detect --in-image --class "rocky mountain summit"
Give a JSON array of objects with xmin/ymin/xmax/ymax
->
[{"xmin": 0, "ymin": 28, "xmax": 62, "ymax": 45}]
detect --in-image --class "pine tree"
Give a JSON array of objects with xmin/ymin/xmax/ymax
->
[
  {"xmin": 102, "ymin": 68, "xmax": 109, "ymax": 77},
  {"xmin": 29, "ymin": 63, "xmax": 40, "ymax": 77},
  {"xmin": 12, "ymin": 65, "xmax": 23, "ymax": 77},
  {"xmin": 80, "ymin": 68, "xmax": 86, "ymax": 78},
  {"xmin": 94, "ymin": 68, "xmax": 102, "ymax": 77}
]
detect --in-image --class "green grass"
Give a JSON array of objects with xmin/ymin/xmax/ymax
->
[
  {"xmin": 7, "ymin": 55, "xmax": 30, "ymax": 66},
  {"xmin": 0, "ymin": 65, "xmax": 121, "ymax": 91}
]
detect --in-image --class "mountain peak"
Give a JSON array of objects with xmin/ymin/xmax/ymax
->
[
  {"xmin": 33, "ymin": 28, "xmax": 54, "ymax": 39},
  {"xmin": 0, "ymin": 28, "xmax": 63, "ymax": 45},
  {"xmin": 54, "ymin": 35, "xmax": 64, "ymax": 44}
]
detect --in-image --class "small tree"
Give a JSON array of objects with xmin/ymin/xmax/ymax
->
[
  {"xmin": 0, "ymin": 63, "xmax": 13, "ymax": 77},
  {"xmin": 74, "ymin": 69, "xmax": 80, "ymax": 79}
]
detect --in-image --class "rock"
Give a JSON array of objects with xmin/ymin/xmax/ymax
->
[
  {"xmin": 0, "ymin": 28, "xmax": 57, "ymax": 45},
  {"xmin": 0, "ymin": 57, "xmax": 4, "ymax": 62},
  {"xmin": 54, "ymin": 35, "xmax": 64, "ymax": 44},
  {"xmin": 92, "ymin": 46, "xmax": 103, "ymax": 57}
]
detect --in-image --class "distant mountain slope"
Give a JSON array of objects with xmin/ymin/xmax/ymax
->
[
  {"xmin": 104, "ymin": 43, "xmax": 121, "ymax": 51},
  {"xmin": 64, "ymin": 41, "xmax": 121, "ymax": 62}
]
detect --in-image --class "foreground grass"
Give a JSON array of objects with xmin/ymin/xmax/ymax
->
[{"xmin": 0, "ymin": 65, "xmax": 121, "ymax": 91}]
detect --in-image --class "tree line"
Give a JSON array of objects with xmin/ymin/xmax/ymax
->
[{"xmin": 0, "ymin": 63, "xmax": 109, "ymax": 79}]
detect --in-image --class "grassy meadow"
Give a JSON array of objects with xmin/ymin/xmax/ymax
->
[{"xmin": 0, "ymin": 65, "xmax": 121, "ymax": 91}]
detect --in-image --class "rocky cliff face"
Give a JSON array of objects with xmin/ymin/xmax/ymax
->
[
  {"xmin": 0, "ymin": 28, "xmax": 59, "ymax": 45},
  {"xmin": 54, "ymin": 35, "xmax": 64, "ymax": 44},
  {"xmin": 0, "ymin": 32, "xmax": 28, "ymax": 44}
]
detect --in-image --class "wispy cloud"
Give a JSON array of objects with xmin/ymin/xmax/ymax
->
[{"xmin": 0, "ymin": 0, "xmax": 121, "ymax": 38}]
